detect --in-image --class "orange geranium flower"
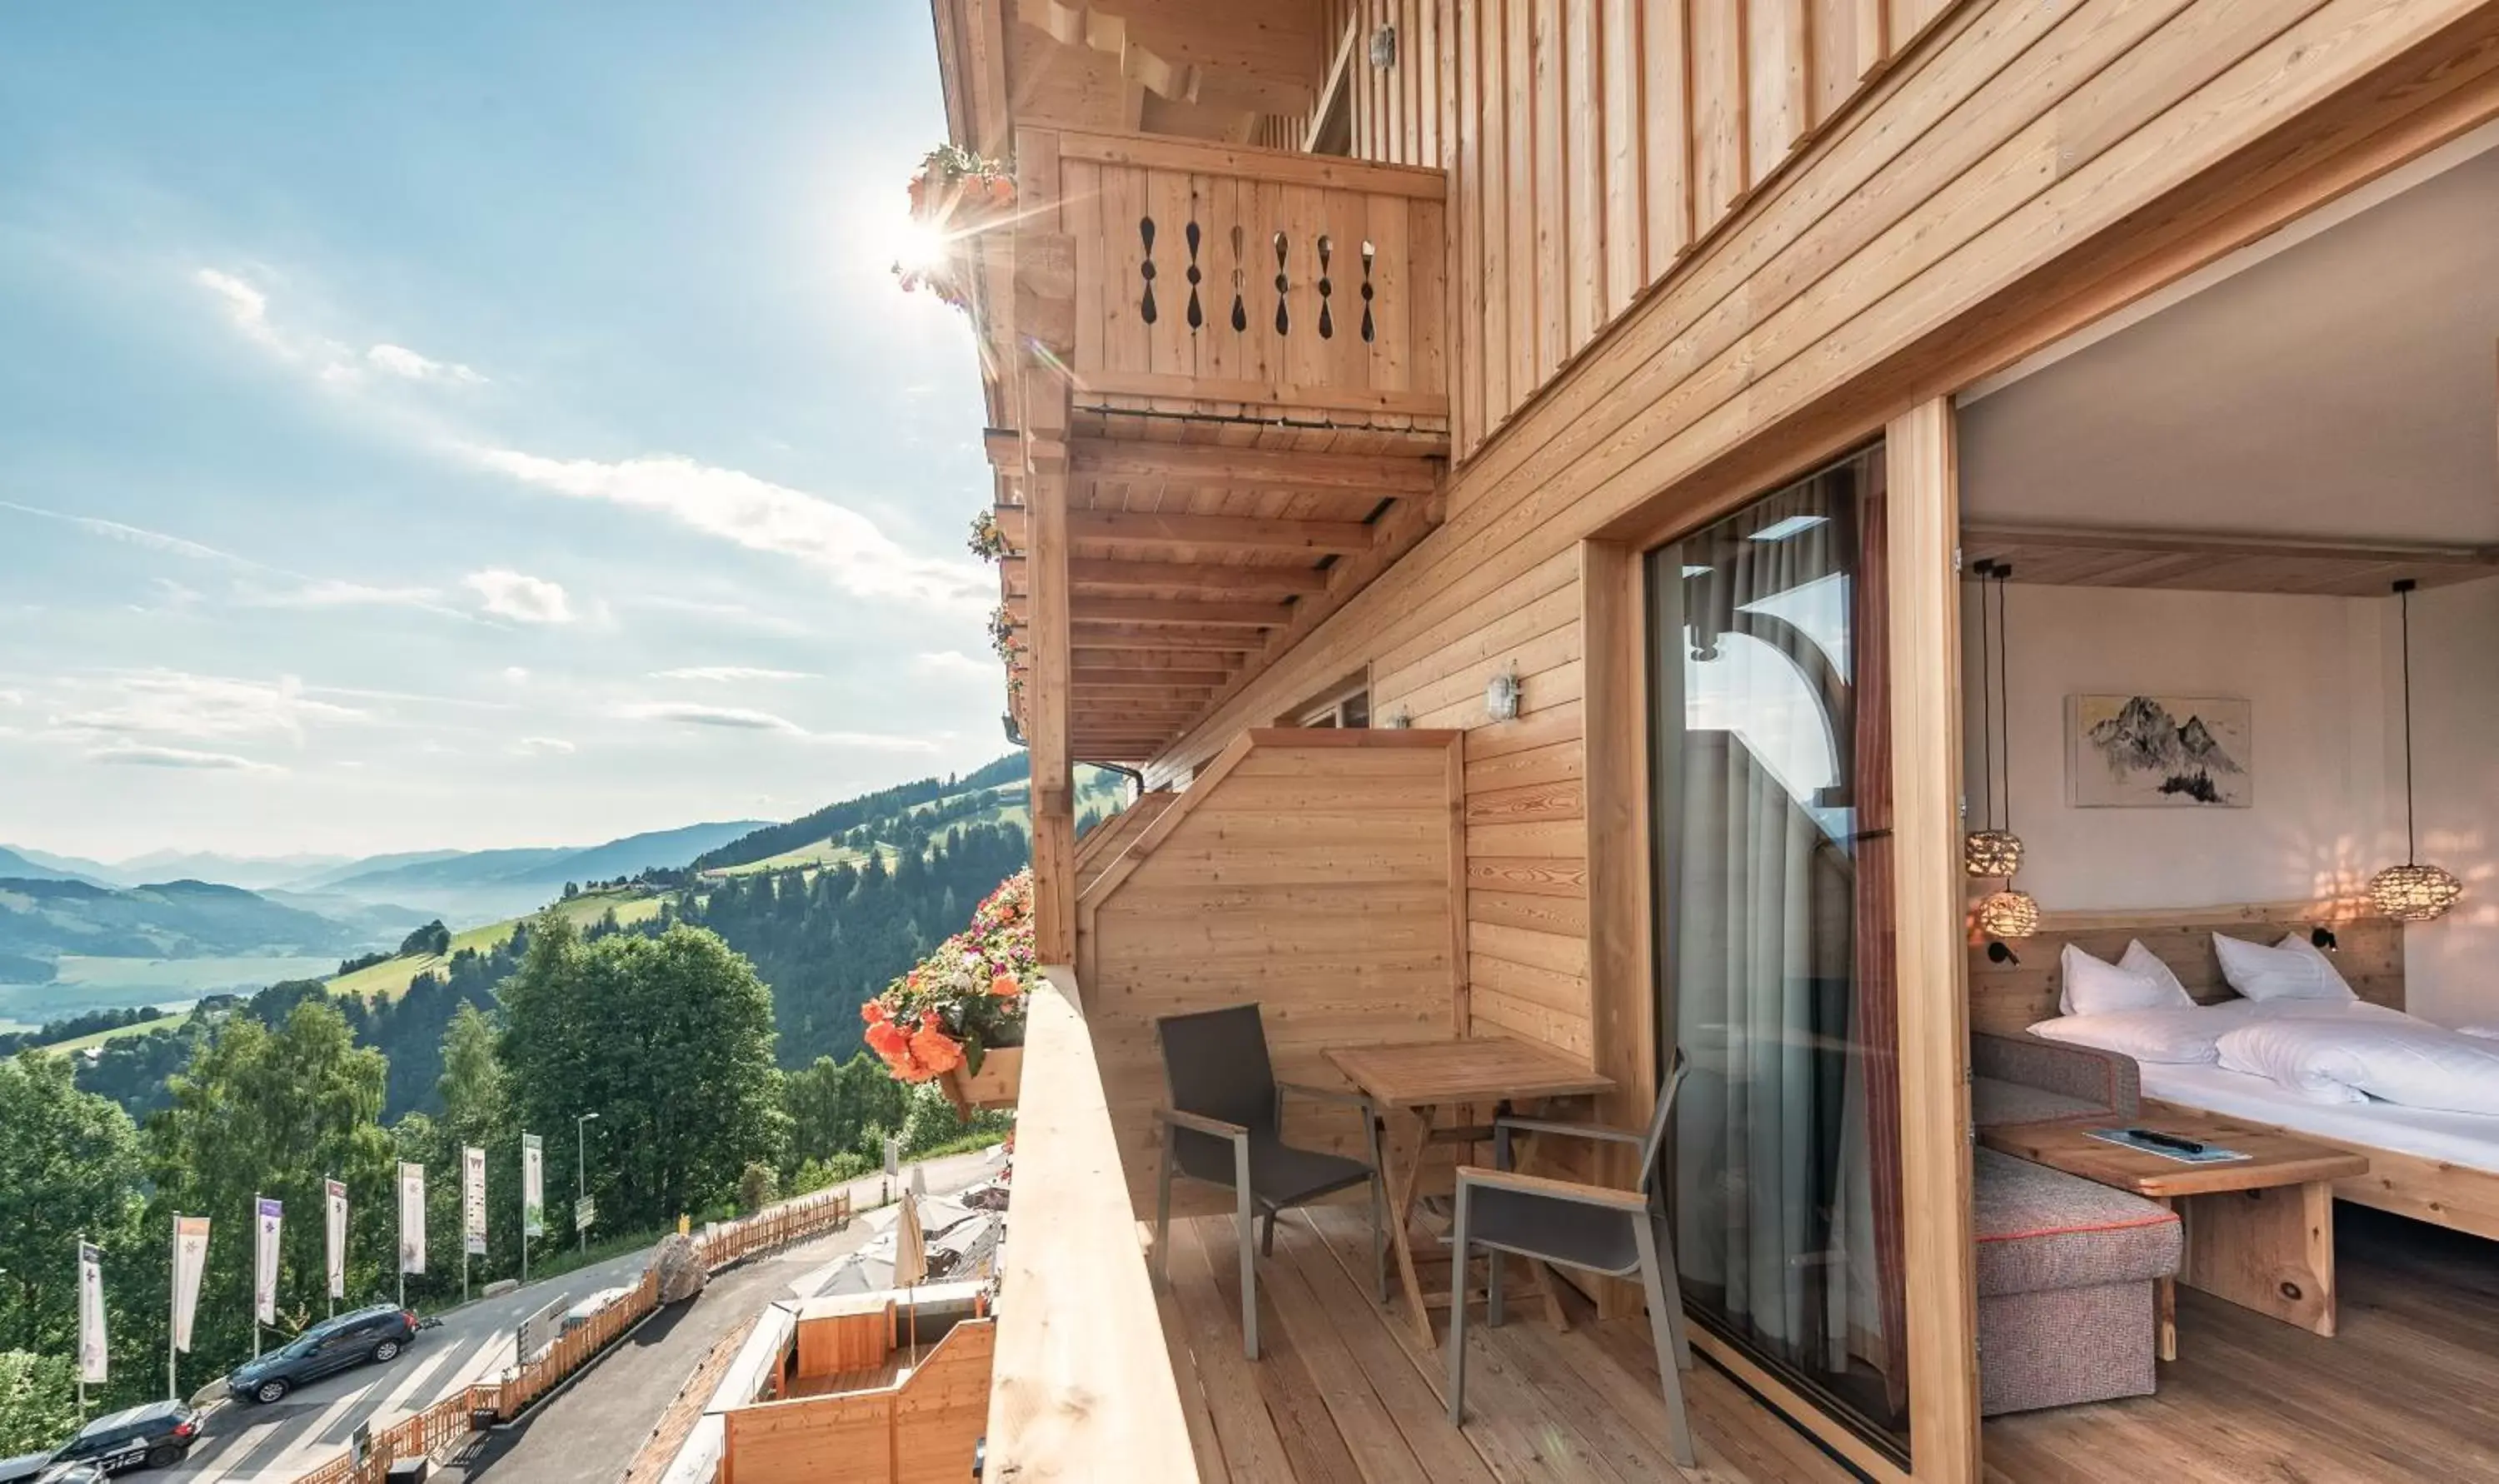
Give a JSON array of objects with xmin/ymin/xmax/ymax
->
[
  {"xmin": 861, "ymin": 999, "xmax": 888, "ymax": 1024},
  {"xmin": 989, "ymin": 974, "xmax": 1021, "ymax": 998},
  {"xmin": 910, "ymin": 1015, "xmax": 965, "ymax": 1077}
]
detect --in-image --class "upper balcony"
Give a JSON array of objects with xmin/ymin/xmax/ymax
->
[{"xmin": 967, "ymin": 130, "xmax": 1452, "ymax": 762}]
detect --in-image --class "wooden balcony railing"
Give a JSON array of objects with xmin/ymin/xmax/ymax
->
[
  {"xmin": 981, "ymin": 965, "xmax": 1199, "ymax": 1482},
  {"xmin": 1020, "ymin": 128, "xmax": 1448, "ymax": 424}
]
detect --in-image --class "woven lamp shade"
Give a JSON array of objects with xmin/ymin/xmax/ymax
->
[
  {"xmin": 2369, "ymin": 862, "xmax": 2462, "ymax": 923},
  {"xmin": 1963, "ymin": 830, "xmax": 2024, "ymax": 878},
  {"xmin": 1977, "ymin": 889, "xmax": 2041, "ymax": 939}
]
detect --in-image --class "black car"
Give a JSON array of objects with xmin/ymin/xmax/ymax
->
[
  {"xmin": 226, "ymin": 1303, "xmax": 421, "ymax": 1404},
  {"xmin": 0, "ymin": 1400, "xmax": 198, "ymax": 1478}
]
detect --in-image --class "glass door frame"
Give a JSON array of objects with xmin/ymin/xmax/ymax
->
[{"xmin": 1579, "ymin": 403, "xmax": 1979, "ymax": 1484}]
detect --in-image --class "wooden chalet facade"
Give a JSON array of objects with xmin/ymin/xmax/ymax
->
[{"xmin": 922, "ymin": 2, "xmax": 2499, "ymax": 1482}]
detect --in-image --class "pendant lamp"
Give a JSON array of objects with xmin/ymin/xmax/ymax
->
[
  {"xmin": 1963, "ymin": 560, "xmax": 2026, "ymax": 878},
  {"xmin": 1970, "ymin": 564, "xmax": 2038, "ymax": 938},
  {"xmin": 2369, "ymin": 580, "xmax": 2462, "ymax": 922}
]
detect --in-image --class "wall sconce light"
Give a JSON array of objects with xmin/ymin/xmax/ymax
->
[
  {"xmin": 1484, "ymin": 663, "xmax": 1521, "ymax": 723},
  {"xmin": 2310, "ymin": 925, "xmax": 2338, "ymax": 953},
  {"xmin": 1986, "ymin": 940, "xmax": 2021, "ymax": 967},
  {"xmin": 1383, "ymin": 706, "xmax": 1412, "ymax": 730},
  {"xmin": 1369, "ymin": 24, "xmax": 1398, "ymax": 68}
]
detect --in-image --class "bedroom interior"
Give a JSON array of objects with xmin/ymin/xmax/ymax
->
[{"xmin": 1948, "ymin": 117, "xmax": 2499, "ymax": 1477}]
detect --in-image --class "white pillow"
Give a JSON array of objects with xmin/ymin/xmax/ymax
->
[
  {"xmin": 2058, "ymin": 942, "xmax": 2187, "ymax": 1017},
  {"xmin": 2028, "ymin": 1008, "xmax": 2224, "ymax": 1065},
  {"xmin": 2212, "ymin": 933, "xmax": 2357, "ymax": 1003},
  {"xmin": 2119, "ymin": 940, "xmax": 2193, "ymax": 1006}
]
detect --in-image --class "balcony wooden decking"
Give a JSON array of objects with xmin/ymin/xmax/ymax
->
[{"xmin": 1153, "ymin": 1203, "xmax": 1854, "ymax": 1484}]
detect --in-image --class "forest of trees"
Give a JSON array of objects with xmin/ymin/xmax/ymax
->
[
  {"xmin": 0, "ymin": 907, "xmax": 1006, "ymax": 1452},
  {"xmin": 687, "ymin": 754, "xmax": 1025, "ymax": 872},
  {"xmin": 668, "ymin": 819, "xmax": 1029, "ymax": 1067},
  {"xmin": 0, "ymin": 772, "xmax": 1066, "ymax": 1449}
]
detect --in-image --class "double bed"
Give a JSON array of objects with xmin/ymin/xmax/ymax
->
[{"xmin": 1967, "ymin": 904, "xmax": 2499, "ymax": 1241}]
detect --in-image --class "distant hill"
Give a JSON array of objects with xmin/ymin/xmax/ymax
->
[
  {"xmin": 0, "ymin": 847, "xmax": 111, "ymax": 887},
  {"xmin": 115, "ymin": 849, "xmax": 353, "ymax": 891},
  {"xmin": 693, "ymin": 756, "xmax": 1028, "ymax": 873},
  {"xmin": 0, "ymin": 876, "xmax": 382, "ymax": 969},
  {"xmin": 309, "ymin": 820, "xmax": 771, "ymax": 927}
]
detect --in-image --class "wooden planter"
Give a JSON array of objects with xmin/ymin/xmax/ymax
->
[{"xmin": 942, "ymin": 1045, "xmax": 1023, "ymax": 1116}]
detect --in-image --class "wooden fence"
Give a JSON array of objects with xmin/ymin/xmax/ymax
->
[{"xmin": 294, "ymin": 1187, "xmax": 856, "ymax": 1484}]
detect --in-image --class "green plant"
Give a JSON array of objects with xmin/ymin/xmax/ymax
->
[{"xmin": 861, "ymin": 871, "xmax": 1034, "ymax": 1083}]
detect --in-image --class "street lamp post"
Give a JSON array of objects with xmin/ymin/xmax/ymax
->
[{"xmin": 576, "ymin": 1112, "xmax": 601, "ymax": 1256}]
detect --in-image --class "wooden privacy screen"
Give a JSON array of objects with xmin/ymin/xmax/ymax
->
[
  {"xmin": 721, "ymin": 1319, "xmax": 995, "ymax": 1484},
  {"xmin": 1077, "ymin": 729, "xmax": 1466, "ymax": 1217},
  {"xmin": 1966, "ymin": 902, "xmax": 2405, "ymax": 1035}
]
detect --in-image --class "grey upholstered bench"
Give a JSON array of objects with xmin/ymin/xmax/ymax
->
[{"xmin": 1968, "ymin": 1031, "xmax": 2181, "ymax": 1415}]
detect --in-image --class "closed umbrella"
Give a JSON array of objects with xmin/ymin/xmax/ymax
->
[{"xmin": 895, "ymin": 1191, "xmax": 927, "ymax": 1365}]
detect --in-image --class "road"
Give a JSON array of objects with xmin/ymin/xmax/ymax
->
[
  {"xmin": 458, "ymin": 1146, "xmax": 1004, "ymax": 1484},
  {"xmin": 157, "ymin": 1148, "xmax": 1001, "ymax": 1484}
]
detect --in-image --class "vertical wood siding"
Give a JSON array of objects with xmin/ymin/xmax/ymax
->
[{"xmin": 1314, "ymin": 0, "xmax": 1952, "ymax": 456}]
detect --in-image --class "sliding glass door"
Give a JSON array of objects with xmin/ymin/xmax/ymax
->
[{"xmin": 1645, "ymin": 446, "xmax": 1912, "ymax": 1456}]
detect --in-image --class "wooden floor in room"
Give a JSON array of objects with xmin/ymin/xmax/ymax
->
[
  {"xmin": 1985, "ymin": 1204, "xmax": 2499, "ymax": 1482},
  {"xmin": 1153, "ymin": 1203, "xmax": 1858, "ymax": 1484}
]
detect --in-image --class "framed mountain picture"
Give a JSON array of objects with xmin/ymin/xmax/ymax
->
[{"xmin": 2068, "ymin": 694, "xmax": 2252, "ymax": 808}]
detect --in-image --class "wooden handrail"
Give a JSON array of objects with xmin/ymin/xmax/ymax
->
[{"xmin": 980, "ymin": 966, "xmax": 1198, "ymax": 1482}]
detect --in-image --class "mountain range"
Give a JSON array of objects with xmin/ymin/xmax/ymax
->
[{"xmin": 1, "ymin": 820, "xmax": 770, "ymax": 931}]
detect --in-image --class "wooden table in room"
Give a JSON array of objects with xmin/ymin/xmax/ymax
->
[
  {"xmin": 1981, "ymin": 1111, "xmax": 2370, "ymax": 1359},
  {"xmin": 1324, "ymin": 1037, "xmax": 1617, "ymax": 1346}
]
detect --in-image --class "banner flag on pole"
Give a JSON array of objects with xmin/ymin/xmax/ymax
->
[
  {"xmin": 77, "ymin": 1242, "xmax": 107, "ymax": 1386},
  {"xmin": 326, "ymin": 1179, "xmax": 348, "ymax": 1300},
  {"xmin": 398, "ymin": 1162, "xmax": 427, "ymax": 1275},
  {"xmin": 462, "ymin": 1146, "xmax": 487, "ymax": 1257},
  {"xmin": 521, "ymin": 1134, "xmax": 545, "ymax": 1238},
  {"xmin": 253, "ymin": 1198, "xmax": 283, "ymax": 1326},
  {"xmin": 172, "ymin": 1217, "xmax": 210, "ymax": 1352}
]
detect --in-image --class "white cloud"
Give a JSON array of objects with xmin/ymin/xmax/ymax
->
[
  {"xmin": 463, "ymin": 570, "xmax": 575, "ymax": 625},
  {"xmin": 240, "ymin": 578, "xmax": 443, "ymax": 610},
  {"xmin": 195, "ymin": 269, "xmax": 282, "ymax": 351},
  {"xmin": 0, "ymin": 690, "xmax": 22, "ymax": 707},
  {"xmin": 620, "ymin": 701, "xmax": 805, "ymax": 734},
  {"xmin": 651, "ymin": 666, "xmax": 817, "ymax": 683},
  {"xmin": 512, "ymin": 736, "xmax": 576, "ymax": 755},
  {"xmin": 617, "ymin": 701, "xmax": 936, "ymax": 752},
  {"xmin": 87, "ymin": 743, "xmax": 285, "ymax": 774},
  {"xmin": 912, "ymin": 650, "xmax": 990, "ymax": 679},
  {"xmin": 502, "ymin": 666, "xmax": 531, "ymax": 685},
  {"xmin": 464, "ymin": 447, "xmax": 985, "ymax": 608},
  {"xmin": 368, "ymin": 343, "xmax": 486, "ymax": 385},
  {"xmin": 52, "ymin": 670, "xmax": 365, "ymax": 746}
]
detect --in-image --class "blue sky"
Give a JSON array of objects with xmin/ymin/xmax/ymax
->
[{"xmin": 0, "ymin": 3, "xmax": 1008, "ymax": 860}]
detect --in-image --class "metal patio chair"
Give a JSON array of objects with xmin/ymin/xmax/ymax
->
[
  {"xmin": 1446, "ymin": 1048, "xmax": 1695, "ymax": 1466},
  {"xmin": 1151, "ymin": 1003, "xmax": 1386, "ymax": 1360}
]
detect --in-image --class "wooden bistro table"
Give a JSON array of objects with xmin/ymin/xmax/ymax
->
[
  {"xmin": 1325, "ymin": 1037, "xmax": 1617, "ymax": 1346},
  {"xmin": 1980, "ymin": 1110, "xmax": 2368, "ymax": 1360}
]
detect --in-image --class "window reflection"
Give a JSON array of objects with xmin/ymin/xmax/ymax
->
[{"xmin": 1646, "ymin": 448, "xmax": 1910, "ymax": 1456}]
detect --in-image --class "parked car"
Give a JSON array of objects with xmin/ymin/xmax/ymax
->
[
  {"xmin": 0, "ymin": 1400, "xmax": 199, "ymax": 1478},
  {"xmin": 227, "ymin": 1303, "xmax": 421, "ymax": 1404},
  {"xmin": 0, "ymin": 1461, "xmax": 107, "ymax": 1484}
]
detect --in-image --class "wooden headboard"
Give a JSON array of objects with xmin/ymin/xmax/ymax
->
[{"xmin": 1966, "ymin": 900, "xmax": 2406, "ymax": 1036}]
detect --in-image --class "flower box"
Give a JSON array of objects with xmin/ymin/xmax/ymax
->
[{"xmin": 941, "ymin": 1044, "xmax": 1024, "ymax": 1116}]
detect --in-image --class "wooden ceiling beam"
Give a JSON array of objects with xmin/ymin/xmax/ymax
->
[
  {"xmin": 995, "ymin": 505, "xmax": 1375, "ymax": 555},
  {"xmin": 1005, "ymin": 595, "xmax": 1295, "ymax": 626},
  {"xmin": 1070, "ymin": 648, "xmax": 1240, "ymax": 670},
  {"xmin": 1057, "ymin": 625, "xmax": 1256, "ymax": 652},
  {"xmin": 1072, "ymin": 667, "xmax": 1229, "ymax": 688},
  {"xmin": 1068, "ymin": 438, "xmax": 1439, "ymax": 495},
  {"xmin": 1003, "ymin": 557, "xmax": 1330, "ymax": 595}
]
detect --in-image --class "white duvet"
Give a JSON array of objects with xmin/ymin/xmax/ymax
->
[
  {"xmin": 2215, "ymin": 1013, "xmax": 2499, "ymax": 1115},
  {"xmin": 2028, "ymin": 998, "xmax": 2404, "ymax": 1066}
]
